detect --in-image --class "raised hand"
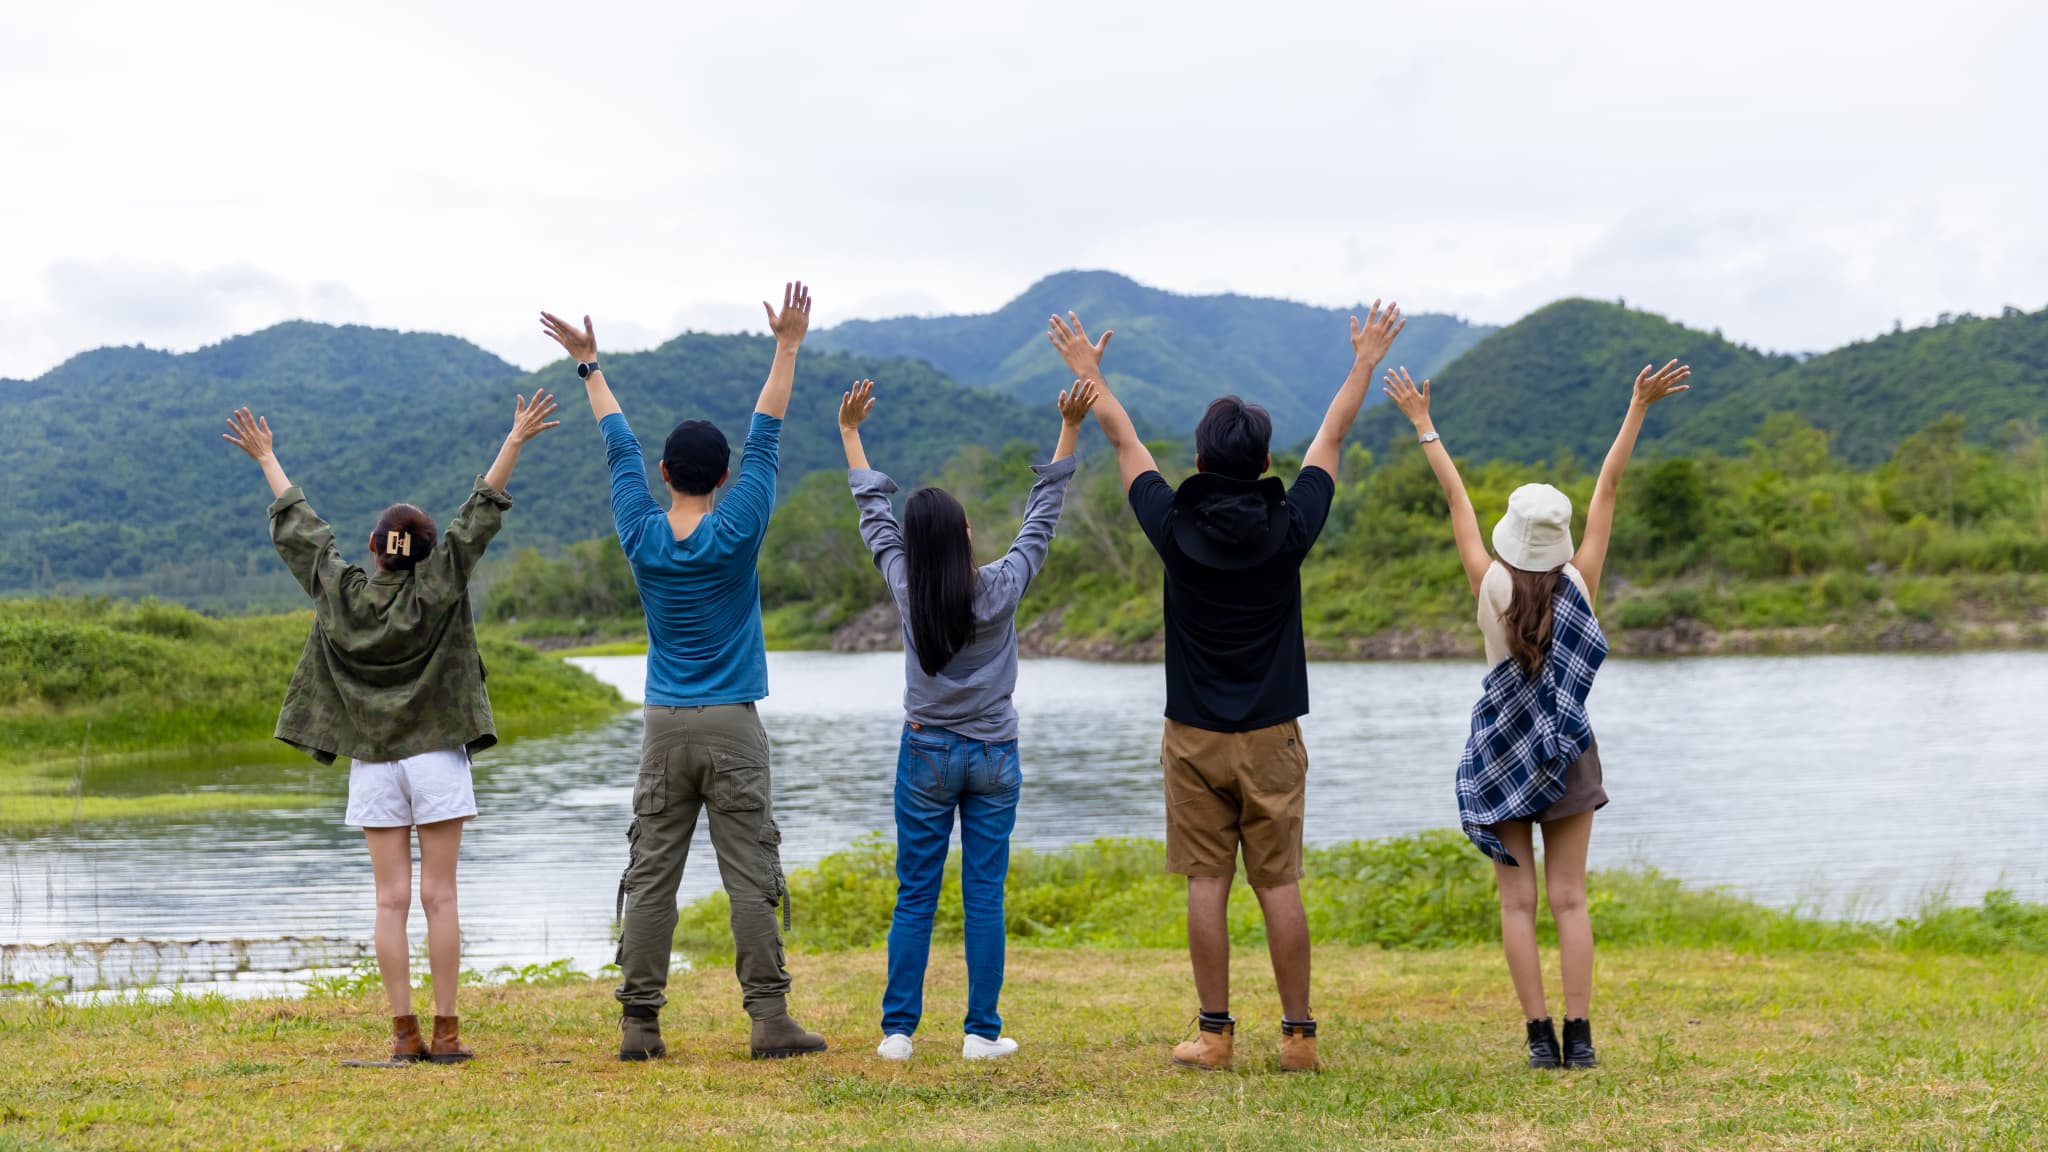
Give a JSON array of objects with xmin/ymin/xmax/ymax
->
[
  {"xmin": 1381, "ymin": 367, "xmax": 1432, "ymax": 427},
  {"xmin": 764, "ymin": 281, "xmax": 812, "ymax": 348},
  {"xmin": 539, "ymin": 312, "xmax": 598, "ymax": 364},
  {"xmin": 1048, "ymin": 311, "xmax": 1113, "ymax": 379},
  {"xmin": 1058, "ymin": 378, "xmax": 1099, "ymax": 426},
  {"xmin": 222, "ymin": 407, "xmax": 275, "ymax": 460},
  {"xmin": 509, "ymin": 390, "xmax": 562, "ymax": 443},
  {"xmin": 839, "ymin": 379, "xmax": 876, "ymax": 430},
  {"xmin": 1631, "ymin": 360, "xmax": 1692, "ymax": 408},
  {"xmin": 1349, "ymin": 299, "xmax": 1405, "ymax": 365}
]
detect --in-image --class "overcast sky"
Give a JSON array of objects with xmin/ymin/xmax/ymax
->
[{"xmin": 3, "ymin": 0, "xmax": 2043, "ymax": 379}]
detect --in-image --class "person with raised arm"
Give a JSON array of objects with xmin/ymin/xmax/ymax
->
[
  {"xmin": 1048, "ymin": 301, "xmax": 1405, "ymax": 1074},
  {"xmin": 539, "ymin": 283, "xmax": 828, "ymax": 1062},
  {"xmin": 222, "ymin": 390, "xmax": 561, "ymax": 1065},
  {"xmin": 1380, "ymin": 358, "xmax": 1691, "ymax": 1071},
  {"xmin": 839, "ymin": 376, "xmax": 1097, "ymax": 1063}
]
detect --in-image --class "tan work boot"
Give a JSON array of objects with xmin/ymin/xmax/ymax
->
[
  {"xmin": 1171, "ymin": 1014, "xmax": 1234, "ymax": 1071},
  {"xmin": 1280, "ymin": 1018, "xmax": 1320, "ymax": 1073},
  {"xmin": 750, "ymin": 1012, "xmax": 828, "ymax": 1059},
  {"xmin": 389, "ymin": 1014, "xmax": 428, "ymax": 1064},
  {"xmin": 428, "ymin": 1015, "xmax": 474, "ymax": 1064}
]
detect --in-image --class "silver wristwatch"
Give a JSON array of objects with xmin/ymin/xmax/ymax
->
[{"xmin": 1418, "ymin": 431, "xmax": 1441, "ymax": 445}]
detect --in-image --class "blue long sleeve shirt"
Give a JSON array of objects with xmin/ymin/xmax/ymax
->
[{"xmin": 601, "ymin": 410, "xmax": 779, "ymax": 707}]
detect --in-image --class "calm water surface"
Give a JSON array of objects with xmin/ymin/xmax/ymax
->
[{"xmin": 6, "ymin": 650, "xmax": 2045, "ymax": 996}]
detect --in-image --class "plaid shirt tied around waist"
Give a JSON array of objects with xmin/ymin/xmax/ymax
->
[{"xmin": 1455, "ymin": 577, "xmax": 1608, "ymax": 866}]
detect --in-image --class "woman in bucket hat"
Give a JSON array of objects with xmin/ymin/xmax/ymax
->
[{"xmin": 1381, "ymin": 359, "xmax": 1691, "ymax": 1071}]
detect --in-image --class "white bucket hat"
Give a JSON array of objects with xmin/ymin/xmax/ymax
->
[{"xmin": 1492, "ymin": 483, "xmax": 1576, "ymax": 572}]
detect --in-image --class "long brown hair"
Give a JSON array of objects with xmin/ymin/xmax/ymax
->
[{"xmin": 1502, "ymin": 565, "xmax": 1565, "ymax": 677}]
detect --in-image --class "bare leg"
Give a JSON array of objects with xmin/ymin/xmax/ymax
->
[
  {"xmin": 1252, "ymin": 882, "xmax": 1311, "ymax": 1020},
  {"xmin": 364, "ymin": 827, "xmax": 414, "ymax": 1017},
  {"xmin": 1491, "ymin": 822, "xmax": 1548, "ymax": 1020},
  {"xmin": 1186, "ymin": 875, "xmax": 1233, "ymax": 1014},
  {"xmin": 1540, "ymin": 811, "xmax": 1596, "ymax": 1020},
  {"xmin": 416, "ymin": 818, "xmax": 466, "ymax": 1018}
]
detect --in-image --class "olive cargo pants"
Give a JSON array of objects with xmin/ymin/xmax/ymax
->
[{"xmin": 614, "ymin": 702, "xmax": 792, "ymax": 1019}]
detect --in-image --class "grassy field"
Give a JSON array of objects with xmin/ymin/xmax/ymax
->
[
  {"xmin": 1, "ymin": 945, "xmax": 2041, "ymax": 1150},
  {"xmin": 0, "ymin": 598, "xmax": 628, "ymax": 832}
]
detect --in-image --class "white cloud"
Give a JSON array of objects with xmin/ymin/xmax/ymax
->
[{"xmin": 1, "ymin": 0, "xmax": 2044, "ymax": 377}]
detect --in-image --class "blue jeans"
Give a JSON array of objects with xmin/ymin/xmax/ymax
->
[{"xmin": 882, "ymin": 724, "xmax": 1021, "ymax": 1040}]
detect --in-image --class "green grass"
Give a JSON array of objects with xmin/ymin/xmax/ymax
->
[
  {"xmin": 0, "ymin": 598, "xmax": 629, "ymax": 833},
  {"xmin": 680, "ymin": 833, "xmax": 2048, "ymax": 958},
  {"xmin": 0, "ymin": 786, "xmax": 319, "ymax": 830},
  {"xmin": 1, "ymin": 598, "xmax": 626, "ymax": 771},
  {"xmin": 550, "ymin": 639, "xmax": 651, "ymax": 658},
  {"xmin": 1, "ymin": 946, "xmax": 2042, "ymax": 1149}
]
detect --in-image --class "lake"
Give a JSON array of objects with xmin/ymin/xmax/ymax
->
[{"xmin": 6, "ymin": 650, "xmax": 2046, "ymax": 997}]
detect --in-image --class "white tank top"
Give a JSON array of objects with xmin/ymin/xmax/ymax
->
[{"xmin": 1477, "ymin": 561, "xmax": 1594, "ymax": 670}]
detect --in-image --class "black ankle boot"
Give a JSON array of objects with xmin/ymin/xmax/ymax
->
[
  {"xmin": 1561, "ymin": 1017, "xmax": 1597, "ymax": 1069},
  {"xmin": 1525, "ymin": 1017, "xmax": 1562, "ymax": 1069}
]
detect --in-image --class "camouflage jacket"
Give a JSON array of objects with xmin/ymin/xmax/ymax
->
[{"xmin": 267, "ymin": 478, "xmax": 511, "ymax": 764}]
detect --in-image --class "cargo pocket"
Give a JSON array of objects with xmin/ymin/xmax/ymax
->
[
  {"xmin": 761, "ymin": 815, "xmax": 791, "ymax": 932},
  {"xmin": 711, "ymin": 750, "xmax": 767, "ymax": 812},
  {"xmin": 614, "ymin": 817, "xmax": 642, "ymax": 965},
  {"xmin": 632, "ymin": 767, "xmax": 667, "ymax": 816}
]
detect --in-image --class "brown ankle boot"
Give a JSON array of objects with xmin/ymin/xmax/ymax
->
[
  {"xmin": 1171, "ymin": 1014, "xmax": 1234, "ymax": 1071},
  {"xmin": 428, "ymin": 1015, "xmax": 474, "ymax": 1064},
  {"xmin": 1280, "ymin": 1017, "xmax": 1320, "ymax": 1073},
  {"xmin": 390, "ymin": 1014, "xmax": 428, "ymax": 1064}
]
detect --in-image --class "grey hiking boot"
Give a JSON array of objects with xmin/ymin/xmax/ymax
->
[
  {"xmin": 750, "ymin": 1013, "xmax": 827, "ymax": 1059},
  {"xmin": 620, "ymin": 1013, "xmax": 666, "ymax": 1062}
]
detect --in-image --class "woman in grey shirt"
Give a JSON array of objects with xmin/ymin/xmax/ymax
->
[{"xmin": 838, "ymin": 376, "xmax": 1096, "ymax": 1062}]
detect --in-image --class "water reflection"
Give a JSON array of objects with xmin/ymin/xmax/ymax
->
[{"xmin": 5, "ymin": 649, "xmax": 2045, "ymax": 996}]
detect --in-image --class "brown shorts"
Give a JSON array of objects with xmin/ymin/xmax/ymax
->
[
  {"xmin": 1502, "ymin": 739, "xmax": 1608, "ymax": 826},
  {"xmin": 1161, "ymin": 718, "xmax": 1307, "ymax": 889}
]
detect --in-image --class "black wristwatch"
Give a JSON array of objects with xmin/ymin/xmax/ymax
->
[{"xmin": 577, "ymin": 361, "xmax": 600, "ymax": 379}]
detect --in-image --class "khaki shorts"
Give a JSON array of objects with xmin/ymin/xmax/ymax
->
[{"xmin": 1161, "ymin": 718, "xmax": 1307, "ymax": 889}]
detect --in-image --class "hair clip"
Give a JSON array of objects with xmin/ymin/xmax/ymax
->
[{"xmin": 385, "ymin": 531, "xmax": 412, "ymax": 557}]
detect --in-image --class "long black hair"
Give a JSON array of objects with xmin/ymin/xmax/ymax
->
[{"xmin": 902, "ymin": 487, "xmax": 977, "ymax": 677}]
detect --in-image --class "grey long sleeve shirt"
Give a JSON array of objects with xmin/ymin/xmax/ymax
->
[{"xmin": 849, "ymin": 455, "xmax": 1078, "ymax": 743}]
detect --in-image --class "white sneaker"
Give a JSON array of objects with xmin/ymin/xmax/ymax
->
[
  {"xmin": 962, "ymin": 1034, "xmax": 1019, "ymax": 1059},
  {"xmin": 877, "ymin": 1033, "xmax": 914, "ymax": 1061}
]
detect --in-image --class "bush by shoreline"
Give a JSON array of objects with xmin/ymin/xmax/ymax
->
[{"xmin": 677, "ymin": 832, "xmax": 2048, "ymax": 958}]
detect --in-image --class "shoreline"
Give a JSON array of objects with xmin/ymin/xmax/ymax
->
[{"xmin": 527, "ymin": 613, "xmax": 2048, "ymax": 663}]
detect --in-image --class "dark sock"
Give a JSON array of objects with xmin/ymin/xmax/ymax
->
[
  {"xmin": 622, "ymin": 1004, "xmax": 658, "ymax": 1020},
  {"xmin": 1281, "ymin": 1016, "xmax": 1317, "ymax": 1037},
  {"xmin": 1198, "ymin": 1009, "xmax": 1233, "ymax": 1032}
]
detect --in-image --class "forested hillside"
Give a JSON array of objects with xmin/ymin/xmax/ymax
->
[
  {"xmin": 0, "ymin": 324, "xmax": 1035, "ymax": 605},
  {"xmin": 1667, "ymin": 305, "xmax": 2048, "ymax": 464},
  {"xmin": 813, "ymin": 270, "xmax": 1495, "ymax": 445},
  {"xmin": 1350, "ymin": 299, "xmax": 2048, "ymax": 466},
  {"xmin": 493, "ymin": 411, "xmax": 2048, "ymax": 657}
]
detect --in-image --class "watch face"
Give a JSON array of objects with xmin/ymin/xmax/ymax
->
[{"xmin": 578, "ymin": 362, "xmax": 593, "ymax": 378}]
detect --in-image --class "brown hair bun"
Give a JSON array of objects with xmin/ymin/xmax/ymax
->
[{"xmin": 371, "ymin": 504, "xmax": 438, "ymax": 570}]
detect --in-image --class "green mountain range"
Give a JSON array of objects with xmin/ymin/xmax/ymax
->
[
  {"xmin": 5, "ymin": 270, "xmax": 2042, "ymax": 609},
  {"xmin": 1350, "ymin": 298, "xmax": 2048, "ymax": 466},
  {"xmin": 0, "ymin": 324, "xmax": 1032, "ymax": 604},
  {"xmin": 812, "ymin": 270, "xmax": 1497, "ymax": 446}
]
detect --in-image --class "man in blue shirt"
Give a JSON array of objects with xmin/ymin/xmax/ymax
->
[{"xmin": 541, "ymin": 283, "xmax": 825, "ymax": 1061}]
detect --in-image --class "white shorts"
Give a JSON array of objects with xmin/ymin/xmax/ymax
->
[{"xmin": 345, "ymin": 748, "xmax": 477, "ymax": 828}]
